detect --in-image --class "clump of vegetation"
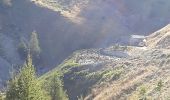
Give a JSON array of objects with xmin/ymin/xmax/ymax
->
[
  {"xmin": 139, "ymin": 86, "xmax": 147, "ymax": 100},
  {"xmin": 44, "ymin": 73, "xmax": 68, "ymax": 100},
  {"xmin": 156, "ymin": 80, "xmax": 163, "ymax": 99},
  {"xmin": 101, "ymin": 68, "xmax": 122, "ymax": 82}
]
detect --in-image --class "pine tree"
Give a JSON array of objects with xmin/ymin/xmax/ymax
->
[
  {"xmin": 18, "ymin": 39, "xmax": 28, "ymax": 60},
  {"xmin": 30, "ymin": 31, "xmax": 41, "ymax": 58},
  {"xmin": 6, "ymin": 54, "xmax": 49, "ymax": 100},
  {"xmin": 47, "ymin": 74, "xmax": 68, "ymax": 100}
]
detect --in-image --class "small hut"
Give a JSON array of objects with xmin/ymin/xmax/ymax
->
[{"xmin": 129, "ymin": 35, "xmax": 146, "ymax": 46}]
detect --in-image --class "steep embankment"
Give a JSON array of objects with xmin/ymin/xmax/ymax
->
[{"xmin": 41, "ymin": 25, "xmax": 170, "ymax": 100}]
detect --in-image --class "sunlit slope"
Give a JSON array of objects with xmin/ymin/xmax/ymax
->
[
  {"xmin": 32, "ymin": 0, "xmax": 170, "ymax": 34},
  {"xmin": 40, "ymin": 25, "xmax": 170, "ymax": 100},
  {"xmin": 31, "ymin": 0, "xmax": 89, "ymax": 23},
  {"xmin": 146, "ymin": 24, "xmax": 170, "ymax": 49}
]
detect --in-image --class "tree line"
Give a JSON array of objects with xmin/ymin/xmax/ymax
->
[
  {"xmin": 3, "ymin": 54, "xmax": 68, "ymax": 100},
  {"xmin": 0, "ymin": 31, "xmax": 68, "ymax": 100}
]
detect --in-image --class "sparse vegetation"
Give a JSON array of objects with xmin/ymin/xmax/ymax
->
[{"xmin": 139, "ymin": 86, "xmax": 147, "ymax": 100}]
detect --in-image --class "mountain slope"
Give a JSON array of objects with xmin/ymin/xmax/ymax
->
[
  {"xmin": 1, "ymin": 0, "xmax": 170, "ymax": 68},
  {"xmin": 1, "ymin": 0, "xmax": 170, "ymax": 93},
  {"xmin": 41, "ymin": 25, "xmax": 170, "ymax": 100}
]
